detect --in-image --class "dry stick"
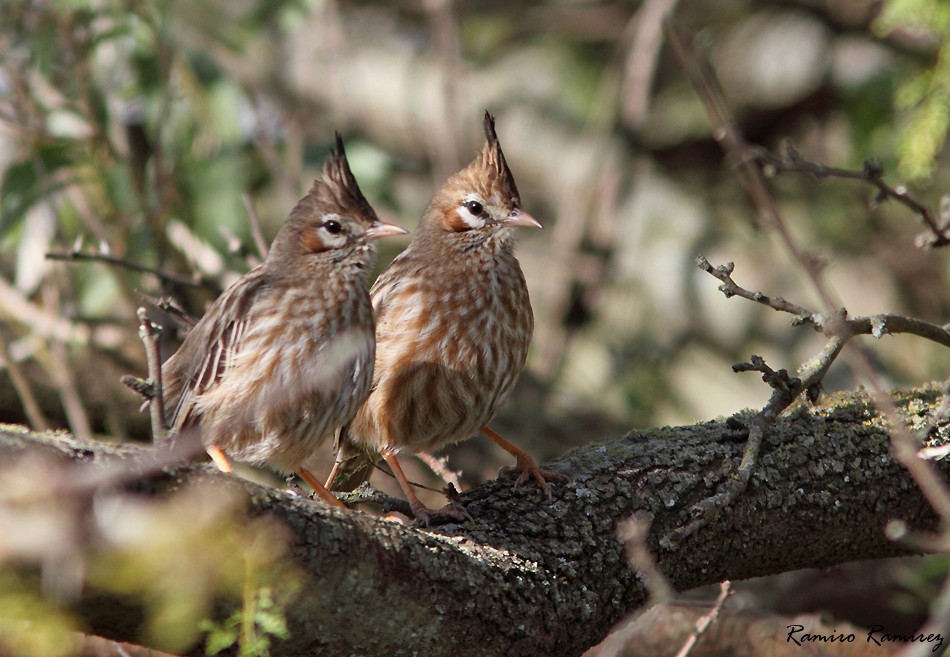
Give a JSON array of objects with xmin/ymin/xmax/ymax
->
[
  {"xmin": 0, "ymin": 330, "xmax": 50, "ymax": 431},
  {"xmin": 135, "ymin": 307, "xmax": 166, "ymax": 444},
  {"xmin": 45, "ymin": 250, "xmax": 205, "ymax": 289},
  {"xmin": 673, "ymin": 580, "xmax": 731, "ymax": 657}
]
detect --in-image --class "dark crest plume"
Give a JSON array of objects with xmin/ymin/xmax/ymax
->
[
  {"xmin": 311, "ymin": 132, "xmax": 378, "ymax": 221},
  {"xmin": 481, "ymin": 111, "xmax": 521, "ymax": 205}
]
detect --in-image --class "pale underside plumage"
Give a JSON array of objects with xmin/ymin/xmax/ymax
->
[
  {"xmin": 162, "ymin": 261, "xmax": 376, "ymax": 475},
  {"xmin": 347, "ymin": 227, "xmax": 533, "ymax": 456}
]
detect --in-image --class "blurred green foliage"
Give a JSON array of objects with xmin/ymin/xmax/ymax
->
[{"xmin": 875, "ymin": 0, "xmax": 950, "ymax": 182}]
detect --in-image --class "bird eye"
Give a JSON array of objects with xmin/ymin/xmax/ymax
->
[
  {"xmin": 463, "ymin": 200, "xmax": 484, "ymax": 215},
  {"xmin": 323, "ymin": 219, "xmax": 343, "ymax": 235}
]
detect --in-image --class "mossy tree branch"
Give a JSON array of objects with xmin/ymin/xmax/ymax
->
[{"xmin": 1, "ymin": 386, "xmax": 948, "ymax": 657}]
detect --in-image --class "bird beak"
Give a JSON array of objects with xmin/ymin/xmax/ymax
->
[
  {"xmin": 502, "ymin": 209, "xmax": 542, "ymax": 229},
  {"xmin": 364, "ymin": 220, "xmax": 409, "ymax": 241}
]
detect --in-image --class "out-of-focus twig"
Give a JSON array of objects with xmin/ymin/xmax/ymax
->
[
  {"xmin": 38, "ymin": 283, "xmax": 93, "ymax": 443},
  {"xmin": 0, "ymin": 276, "xmax": 124, "ymax": 349},
  {"xmin": 416, "ymin": 450, "xmax": 462, "ymax": 491},
  {"xmin": 0, "ymin": 427, "xmax": 205, "ymax": 506},
  {"xmin": 423, "ymin": 0, "xmax": 462, "ymax": 180},
  {"xmin": 597, "ymin": 512, "xmax": 673, "ymax": 657},
  {"xmin": 46, "ymin": 249, "xmax": 205, "ymax": 289},
  {"xmin": 673, "ymin": 580, "xmax": 730, "ymax": 657},
  {"xmin": 242, "ymin": 192, "xmax": 270, "ymax": 261},
  {"xmin": 0, "ymin": 330, "xmax": 49, "ymax": 431},
  {"xmin": 619, "ymin": 512, "xmax": 673, "ymax": 603},
  {"xmin": 621, "ymin": 0, "xmax": 682, "ymax": 127},
  {"xmin": 751, "ymin": 144, "xmax": 950, "ymax": 249}
]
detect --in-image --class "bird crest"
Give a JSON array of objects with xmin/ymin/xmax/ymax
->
[
  {"xmin": 478, "ymin": 111, "xmax": 521, "ymax": 207},
  {"xmin": 309, "ymin": 133, "xmax": 379, "ymax": 225}
]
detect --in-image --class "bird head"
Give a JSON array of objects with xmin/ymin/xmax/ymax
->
[
  {"xmin": 422, "ymin": 112, "xmax": 541, "ymax": 243},
  {"xmin": 269, "ymin": 134, "xmax": 406, "ymax": 263}
]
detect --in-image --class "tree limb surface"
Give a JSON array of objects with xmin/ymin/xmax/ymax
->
[{"xmin": 2, "ymin": 386, "xmax": 948, "ymax": 657}]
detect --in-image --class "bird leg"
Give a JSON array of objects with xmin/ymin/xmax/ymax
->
[
  {"xmin": 297, "ymin": 467, "xmax": 348, "ymax": 510},
  {"xmin": 383, "ymin": 450, "xmax": 471, "ymax": 526},
  {"xmin": 206, "ymin": 445, "xmax": 234, "ymax": 473},
  {"xmin": 482, "ymin": 426, "xmax": 568, "ymax": 498}
]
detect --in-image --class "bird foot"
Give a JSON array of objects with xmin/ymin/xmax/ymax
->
[
  {"xmin": 499, "ymin": 456, "xmax": 569, "ymax": 499},
  {"xmin": 411, "ymin": 501, "xmax": 473, "ymax": 527}
]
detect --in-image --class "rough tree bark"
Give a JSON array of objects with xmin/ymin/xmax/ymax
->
[{"xmin": 2, "ymin": 386, "xmax": 947, "ymax": 657}]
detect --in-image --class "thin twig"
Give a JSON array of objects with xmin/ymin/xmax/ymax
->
[
  {"xmin": 415, "ymin": 450, "xmax": 462, "ymax": 491},
  {"xmin": 139, "ymin": 293, "xmax": 198, "ymax": 330},
  {"xmin": 673, "ymin": 581, "xmax": 731, "ymax": 657},
  {"xmin": 0, "ymin": 330, "xmax": 50, "ymax": 431},
  {"xmin": 697, "ymin": 254, "xmax": 950, "ymax": 349},
  {"xmin": 46, "ymin": 249, "xmax": 205, "ymax": 288},
  {"xmin": 242, "ymin": 192, "xmax": 269, "ymax": 260},
  {"xmin": 751, "ymin": 144, "xmax": 950, "ymax": 248},
  {"xmin": 135, "ymin": 307, "xmax": 166, "ymax": 444},
  {"xmin": 334, "ymin": 482, "xmax": 414, "ymax": 518},
  {"xmin": 597, "ymin": 513, "xmax": 674, "ymax": 657}
]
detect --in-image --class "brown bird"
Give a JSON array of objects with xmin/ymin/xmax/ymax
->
[
  {"xmin": 161, "ymin": 135, "xmax": 406, "ymax": 507},
  {"xmin": 327, "ymin": 112, "xmax": 566, "ymax": 523}
]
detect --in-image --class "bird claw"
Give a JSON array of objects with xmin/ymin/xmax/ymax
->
[
  {"xmin": 499, "ymin": 462, "xmax": 569, "ymax": 499},
  {"xmin": 411, "ymin": 501, "xmax": 473, "ymax": 527}
]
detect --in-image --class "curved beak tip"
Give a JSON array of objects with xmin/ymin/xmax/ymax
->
[
  {"xmin": 504, "ymin": 210, "xmax": 542, "ymax": 229},
  {"xmin": 365, "ymin": 221, "xmax": 409, "ymax": 241}
]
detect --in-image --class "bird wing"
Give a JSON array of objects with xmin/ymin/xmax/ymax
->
[
  {"xmin": 164, "ymin": 268, "xmax": 269, "ymax": 432},
  {"xmin": 368, "ymin": 248, "xmax": 429, "ymax": 338}
]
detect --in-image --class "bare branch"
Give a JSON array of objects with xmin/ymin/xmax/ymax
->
[
  {"xmin": 750, "ymin": 144, "xmax": 950, "ymax": 249},
  {"xmin": 697, "ymin": 254, "xmax": 950, "ymax": 349},
  {"xmin": 672, "ymin": 21, "xmax": 950, "ymax": 548},
  {"xmin": 46, "ymin": 249, "xmax": 206, "ymax": 289},
  {"xmin": 695, "ymin": 255, "xmax": 812, "ymax": 318},
  {"xmin": 134, "ymin": 307, "xmax": 166, "ymax": 444}
]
